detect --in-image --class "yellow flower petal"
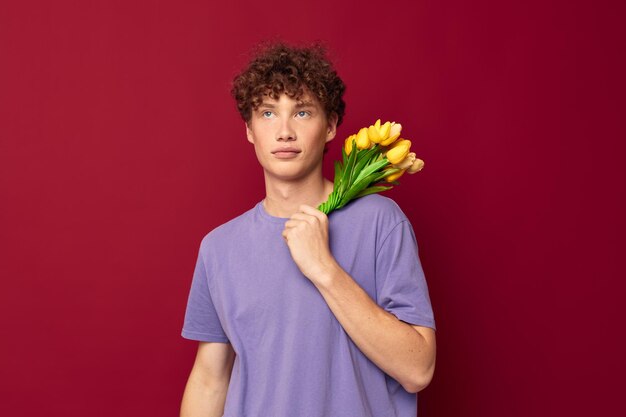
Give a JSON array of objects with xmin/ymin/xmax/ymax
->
[
  {"xmin": 393, "ymin": 152, "xmax": 416, "ymax": 170},
  {"xmin": 386, "ymin": 168, "xmax": 406, "ymax": 182},
  {"xmin": 389, "ymin": 138, "xmax": 411, "ymax": 150},
  {"xmin": 344, "ymin": 134, "xmax": 355, "ymax": 155},
  {"xmin": 386, "ymin": 139, "xmax": 411, "ymax": 164},
  {"xmin": 407, "ymin": 158, "xmax": 424, "ymax": 173},
  {"xmin": 381, "ymin": 122, "xmax": 402, "ymax": 146},
  {"xmin": 368, "ymin": 125, "xmax": 382, "ymax": 143},
  {"xmin": 368, "ymin": 119, "xmax": 393, "ymax": 144},
  {"xmin": 356, "ymin": 127, "xmax": 371, "ymax": 149},
  {"xmin": 380, "ymin": 121, "xmax": 391, "ymax": 138}
]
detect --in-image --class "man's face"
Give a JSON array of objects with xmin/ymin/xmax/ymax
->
[{"xmin": 246, "ymin": 91, "xmax": 337, "ymax": 182}]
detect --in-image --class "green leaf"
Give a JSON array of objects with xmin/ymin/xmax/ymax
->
[
  {"xmin": 340, "ymin": 171, "xmax": 384, "ymax": 206},
  {"xmin": 353, "ymin": 158, "xmax": 390, "ymax": 184},
  {"xmin": 340, "ymin": 140, "xmax": 359, "ymax": 194},
  {"xmin": 333, "ymin": 160, "xmax": 342, "ymax": 190},
  {"xmin": 354, "ymin": 185, "xmax": 394, "ymax": 198},
  {"xmin": 374, "ymin": 167, "xmax": 400, "ymax": 183},
  {"xmin": 352, "ymin": 146, "xmax": 381, "ymax": 177}
]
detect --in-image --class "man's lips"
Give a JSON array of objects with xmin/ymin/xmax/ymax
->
[
  {"xmin": 271, "ymin": 148, "xmax": 301, "ymax": 154},
  {"xmin": 272, "ymin": 148, "xmax": 301, "ymax": 159}
]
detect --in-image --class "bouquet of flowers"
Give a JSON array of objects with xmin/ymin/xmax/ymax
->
[{"xmin": 318, "ymin": 119, "xmax": 424, "ymax": 215}]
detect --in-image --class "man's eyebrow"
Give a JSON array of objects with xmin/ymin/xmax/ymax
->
[{"xmin": 257, "ymin": 101, "xmax": 316, "ymax": 109}]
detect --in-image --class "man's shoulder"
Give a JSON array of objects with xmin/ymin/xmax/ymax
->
[
  {"xmin": 336, "ymin": 194, "xmax": 408, "ymax": 225},
  {"xmin": 198, "ymin": 204, "xmax": 257, "ymax": 251}
]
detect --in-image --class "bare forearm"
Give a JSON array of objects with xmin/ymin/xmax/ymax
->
[
  {"xmin": 180, "ymin": 373, "xmax": 230, "ymax": 417},
  {"xmin": 314, "ymin": 263, "xmax": 435, "ymax": 392}
]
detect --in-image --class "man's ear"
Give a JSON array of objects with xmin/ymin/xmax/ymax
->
[
  {"xmin": 246, "ymin": 122, "xmax": 254, "ymax": 144},
  {"xmin": 325, "ymin": 112, "xmax": 339, "ymax": 143}
]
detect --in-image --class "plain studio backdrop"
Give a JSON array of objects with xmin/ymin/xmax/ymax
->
[{"xmin": 0, "ymin": 1, "xmax": 624, "ymax": 416}]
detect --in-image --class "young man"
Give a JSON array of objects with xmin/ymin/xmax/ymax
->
[{"xmin": 180, "ymin": 42, "xmax": 436, "ymax": 417}]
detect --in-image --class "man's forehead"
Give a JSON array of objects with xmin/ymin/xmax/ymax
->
[{"xmin": 260, "ymin": 92, "xmax": 319, "ymax": 107}]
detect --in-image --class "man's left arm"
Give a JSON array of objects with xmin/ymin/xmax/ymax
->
[{"xmin": 282, "ymin": 204, "xmax": 436, "ymax": 393}]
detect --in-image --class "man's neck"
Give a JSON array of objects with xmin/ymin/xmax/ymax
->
[{"xmin": 262, "ymin": 172, "xmax": 334, "ymax": 218}]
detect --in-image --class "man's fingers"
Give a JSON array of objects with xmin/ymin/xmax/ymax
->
[
  {"xmin": 289, "ymin": 213, "xmax": 309, "ymax": 221},
  {"xmin": 299, "ymin": 204, "xmax": 327, "ymax": 223},
  {"xmin": 290, "ymin": 212, "xmax": 319, "ymax": 226}
]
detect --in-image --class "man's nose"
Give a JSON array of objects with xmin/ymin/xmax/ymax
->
[{"xmin": 277, "ymin": 117, "xmax": 296, "ymax": 141}]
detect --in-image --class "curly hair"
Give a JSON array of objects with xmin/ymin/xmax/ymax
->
[{"xmin": 231, "ymin": 41, "xmax": 346, "ymax": 127}]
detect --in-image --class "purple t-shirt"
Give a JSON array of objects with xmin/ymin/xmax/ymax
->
[{"xmin": 182, "ymin": 194, "xmax": 436, "ymax": 417}]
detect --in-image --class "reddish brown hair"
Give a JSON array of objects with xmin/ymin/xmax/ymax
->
[{"xmin": 231, "ymin": 41, "xmax": 346, "ymax": 127}]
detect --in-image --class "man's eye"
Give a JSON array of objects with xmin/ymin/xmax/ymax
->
[
  {"xmin": 262, "ymin": 111, "xmax": 273, "ymax": 118},
  {"xmin": 296, "ymin": 111, "xmax": 310, "ymax": 118}
]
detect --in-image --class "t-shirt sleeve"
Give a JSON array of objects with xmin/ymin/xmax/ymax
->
[
  {"xmin": 181, "ymin": 246, "xmax": 230, "ymax": 343},
  {"xmin": 375, "ymin": 220, "xmax": 436, "ymax": 331}
]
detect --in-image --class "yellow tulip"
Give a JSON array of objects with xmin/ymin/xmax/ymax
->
[
  {"xmin": 367, "ymin": 119, "xmax": 392, "ymax": 144},
  {"xmin": 344, "ymin": 134, "xmax": 355, "ymax": 155},
  {"xmin": 380, "ymin": 122, "xmax": 402, "ymax": 146},
  {"xmin": 386, "ymin": 139, "xmax": 411, "ymax": 164},
  {"xmin": 393, "ymin": 152, "xmax": 416, "ymax": 170},
  {"xmin": 388, "ymin": 137, "xmax": 411, "ymax": 150},
  {"xmin": 355, "ymin": 127, "xmax": 371, "ymax": 149},
  {"xmin": 386, "ymin": 168, "xmax": 406, "ymax": 182},
  {"xmin": 407, "ymin": 158, "xmax": 424, "ymax": 174}
]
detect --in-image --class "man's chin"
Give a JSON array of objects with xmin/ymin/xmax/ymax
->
[{"xmin": 264, "ymin": 169, "xmax": 316, "ymax": 183}]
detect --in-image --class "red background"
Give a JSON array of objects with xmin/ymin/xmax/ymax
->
[{"xmin": 1, "ymin": 1, "xmax": 624, "ymax": 416}]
